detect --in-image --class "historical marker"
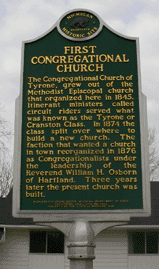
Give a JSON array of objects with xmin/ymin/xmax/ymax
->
[{"xmin": 13, "ymin": 9, "xmax": 150, "ymax": 220}]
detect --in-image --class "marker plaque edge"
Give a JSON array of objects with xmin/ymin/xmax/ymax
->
[{"xmin": 12, "ymin": 9, "xmax": 151, "ymax": 221}]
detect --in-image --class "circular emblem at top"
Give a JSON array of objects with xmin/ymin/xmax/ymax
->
[{"xmin": 57, "ymin": 9, "xmax": 102, "ymax": 41}]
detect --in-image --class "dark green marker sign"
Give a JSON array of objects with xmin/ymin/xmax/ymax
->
[{"xmin": 13, "ymin": 9, "xmax": 150, "ymax": 216}]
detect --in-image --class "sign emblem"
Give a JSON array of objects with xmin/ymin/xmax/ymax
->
[{"xmin": 58, "ymin": 10, "xmax": 102, "ymax": 41}]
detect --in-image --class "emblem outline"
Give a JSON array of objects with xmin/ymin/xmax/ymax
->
[{"xmin": 57, "ymin": 9, "xmax": 103, "ymax": 41}]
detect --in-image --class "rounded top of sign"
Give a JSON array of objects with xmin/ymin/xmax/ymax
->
[{"xmin": 57, "ymin": 9, "xmax": 103, "ymax": 41}]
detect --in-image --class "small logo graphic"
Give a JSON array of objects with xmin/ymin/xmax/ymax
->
[
  {"xmin": 70, "ymin": 17, "xmax": 89, "ymax": 28},
  {"xmin": 58, "ymin": 10, "xmax": 101, "ymax": 41}
]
